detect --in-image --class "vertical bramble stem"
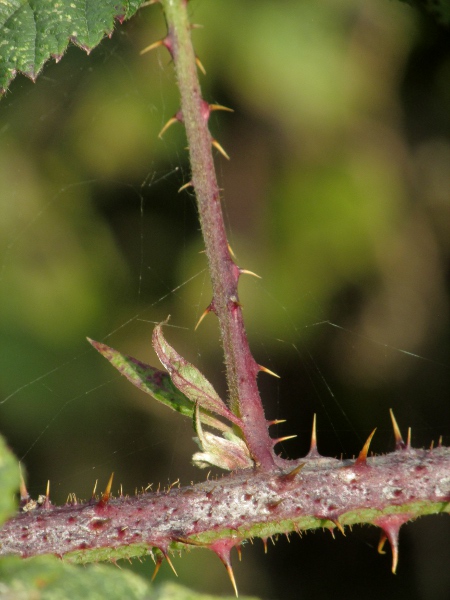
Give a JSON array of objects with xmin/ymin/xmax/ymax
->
[{"xmin": 160, "ymin": 0, "xmax": 276, "ymax": 469}]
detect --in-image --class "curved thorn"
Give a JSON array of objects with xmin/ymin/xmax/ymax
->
[
  {"xmin": 239, "ymin": 268, "xmax": 261, "ymax": 279},
  {"xmin": 140, "ymin": 39, "xmax": 165, "ymax": 56},
  {"xmin": 332, "ymin": 519, "xmax": 345, "ymax": 537},
  {"xmin": 195, "ymin": 306, "xmax": 212, "ymax": 330},
  {"xmin": 209, "ymin": 104, "xmax": 234, "ymax": 113},
  {"xmin": 158, "ymin": 116, "xmax": 179, "ymax": 139},
  {"xmin": 356, "ymin": 429, "xmax": 376, "ymax": 464},
  {"xmin": 101, "ymin": 472, "xmax": 114, "ymax": 504},
  {"xmin": 389, "ymin": 409, "xmax": 405, "ymax": 450},
  {"xmin": 273, "ymin": 434, "xmax": 297, "ymax": 446},
  {"xmin": 227, "ymin": 243, "xmax": 237, "ymax": 260},
  {"xmin": 378, "ymin": 532, "xmax": 387, "ymax": 555},
  {"xmin": 212, "ymin": 138, "xmax": 230, "ymax": 160},
  {"xmin": 178, "ymin": 181, "xmax": 193, "ymax": 193},
  {"xmin": 195, "ymin": 56, "xmax": 206, "ymax": 75},
  {"xmin": 259, "ymin": 365, "xmax": 280, "ymax": 378}
]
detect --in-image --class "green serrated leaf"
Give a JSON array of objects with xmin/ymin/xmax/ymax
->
[
  {"xmin": 0, "ymin": 433, "xmax": 19, "ymax": 526},
  {"xmin": 88, "ymin": 338, "xmax": 231, "ymax": 432},
  {"xmin": 152, "ymin": 321, "xmax": 242, "ymax": 428},
  {"xmin": 0, "ymin": 0, "xmax": 146, "ymax": 93}
]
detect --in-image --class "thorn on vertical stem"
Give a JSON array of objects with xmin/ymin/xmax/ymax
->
[
  {"xmin": 389, "ymin": 409, "xmax": 405, "ymax": 450},
  {"xmin": 227, "ymin": 243, "xmax": 237, "ymax": 260},
  {"xmin": 140, "ymin": 37, "xmax": 172, "ymax": 56},
  {"xmin": 195, "ymin": 56, "xmax": 206, "ymax": 75},
  {"xmin": 239, "ymin": 268, "xmax": 261, "ymax": 279},
  {"xmin": 438, "ymin": 435, "xmax": 443, "ymax": 447},
  {"xmin": 258, "ymin": 365, "xmax": 280, "ymax": 378},
  {"xmin": 195, "ymin": 305, "xmax": 212, "ymax": 330},
  {"xmin": 178, "ymin": 181, "xmax": 193, "ymax": 193},
  {"xmin": 209, "ymin": 104, "xmax": 234, "ymax": 113},
  {"xmin": 212, "ymin": 139, "xmax": 230, "ymax": 160},
  {"xmin": 158, "ymin": 116, "xmax": 180, "ymax": 139},
  {"xmin": 355, "ymin": 429, "xmax": 376, "ymax": 464}
]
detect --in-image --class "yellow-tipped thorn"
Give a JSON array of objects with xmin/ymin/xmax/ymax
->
[
  {"xmin": 281, "ymin": 462, "xmax": 305, "ymax": 481},
  {"xmin": 195, "ymin": 306, "xmax": 212, "ymax": 331},
  {"xmin": 389, "ymin": 409, "xmax": 405, "ymax": 450},
  {"xmin": 332, "ymin": 519, "xmax": 345, "ymax": 537},
  {"xmin": 46, "ymin": 480, "xmax": 50, "ymax": 498},
  {"xmin": 239, "ymin": 269, "xmax": 261, "ymax": 279},
  {"xmin": 273, "ymin": 434, "xmax": 297, "ymax": 446},
  {"xmin": 307, "ymin": 413, "xmax": 320, "ymax": 457},
  {"xmin": 438, "ymin": 435, "xmax": 443, "ymax": 447},
  {"xmin": 164, "ymin": 552, "xmax": 178, "ymax": 577},
  {"xmin": 259, "ymin": 365, "xmax": 280, "ymax": 378},
  {"xmin": 101, "ymin": 472, "xmax": 114, "ymax": 504},
  {"xmin": 236, "ymin": 545, "xmax": 242, "ymax": 561},
  {"xmin": 378, "ymin": 532, "xmax": 387, "ymax": 555},
  {"xmin": 178, "ymin": 181, "xmax": 193, "ymax": 193},
  {"xmin": 212, "ymin": 138, "xmax": 230, "ymax": 160},
  {"xmin": 268, "ymin": 419, "xmax": 286, "ymax": 426},
  {"xmin": 263, "ymin": 538, "xmax": 268, "ymax": 554},
  {"xmin": 209, "ymin": 104, "xmax": 234, "ymax": 113},
  {"xmin": 195, "ymin": 56, "xmax": 206, "ymax": 75},
  {"xmin": 151, "ymin": 557, "xmax": 163, "ymax": 582},
  {"xmin": 406, "ymin": 427, "xmax": 411, "ymax": 450},
  {"xmin": 158, "ymin": 117, "xmax": 179, "ymax": 139},
  {"xmin": 19, "ymin": 464, "xmax": 29, "ymax": 502},
  {"xmin": 227, "ymin": 243, "xmax": 237, "ymax": 260},
  {"xmin": 356, "ymin": 429, "xmax": 376, "ymax": 464},
  {"xmin": 92, "ymin": 479, "xmax": 98, "ymax": 498},
  {"xmin": 225, "ymin": 562, "xmax": 238, "ymax": 598},
  {"xmin": 140, "ymin": 39, "xmax": 165, "ymax": 56}
]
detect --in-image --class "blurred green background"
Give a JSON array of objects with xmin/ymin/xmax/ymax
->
[{"xmin": 1, "ymin": 0, "xmax": 450, "ymax": 598}]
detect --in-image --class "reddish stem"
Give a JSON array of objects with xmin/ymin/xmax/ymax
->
[{"xmin": 161, "ymin": 0, "xmax": 276, "ymax": 469}]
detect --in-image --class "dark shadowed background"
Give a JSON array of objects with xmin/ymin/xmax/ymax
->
[{"xmin": 1, "ymin": 0, "xmax": 449, "ymax": 598}]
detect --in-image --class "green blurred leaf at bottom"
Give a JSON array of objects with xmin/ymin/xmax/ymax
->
[
  {"xmin": 0, "ymin": 556, "xmax": 260, "ymax": 600},
  {"xmin": 0, "ymin": 433, "xmax": 19, "ymax": 526}
]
